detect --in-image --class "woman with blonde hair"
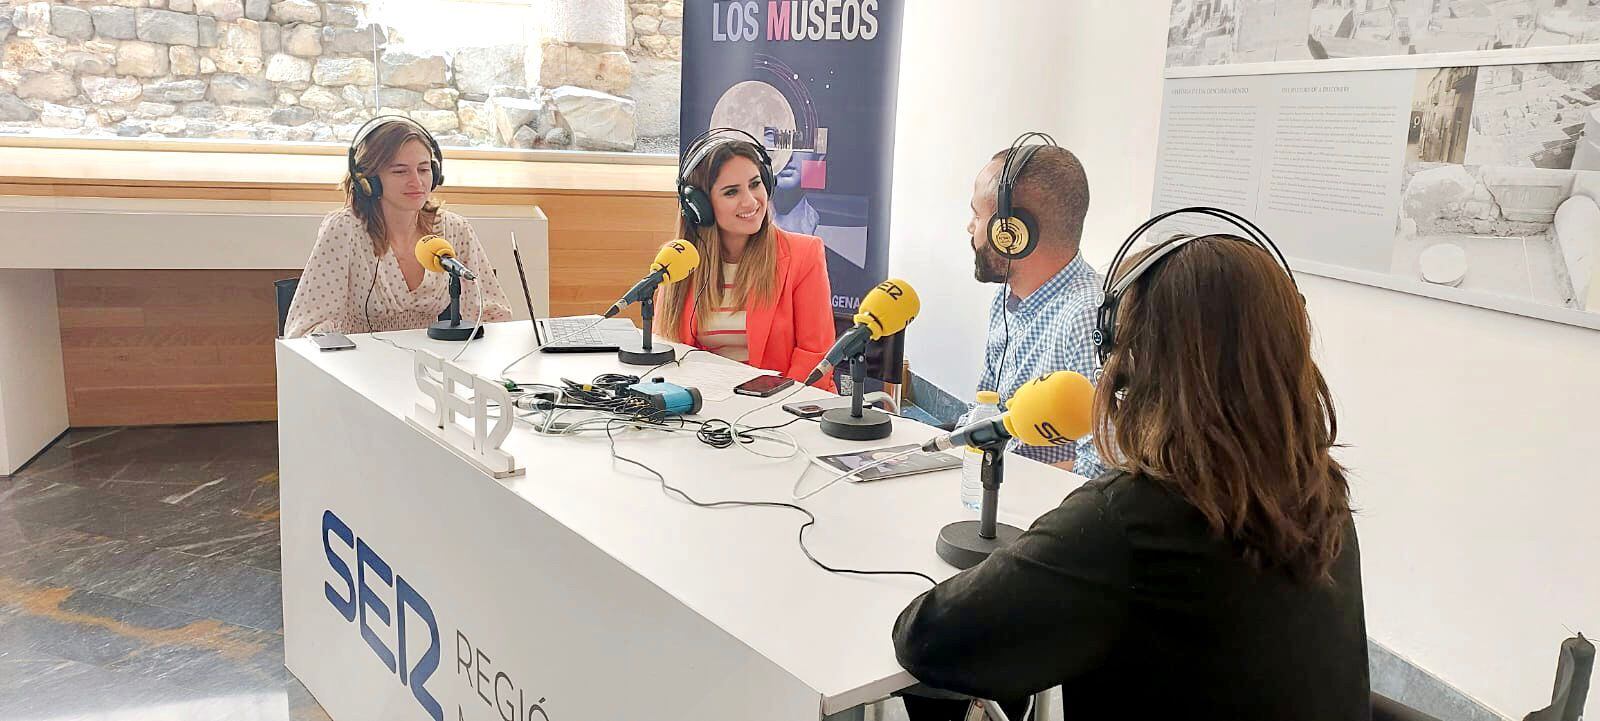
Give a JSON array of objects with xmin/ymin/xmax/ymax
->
[
  {"xmin": 658, "ymin": 129, "xmax": 837, "ymax": 389},
  {"xmin": 284, "ymin": 116, "xmax": 511, "ymax": 338}
]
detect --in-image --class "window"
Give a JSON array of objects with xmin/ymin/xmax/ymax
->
[{"xmin": 0, "ymin": 0, "xmax": 681, "ymax": 153}]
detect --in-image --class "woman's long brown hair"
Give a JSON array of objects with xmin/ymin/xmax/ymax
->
[
  {"xmin": 658, "ymin": 141, "xmax": 779, "ymax": 340},
  {"xmin": 341, "ymin": 120, "xmax": 442, "ymax": 256},
  {"xmin": 1093, "ymin": 234, "xmax": 1351, "ymax": 582}
]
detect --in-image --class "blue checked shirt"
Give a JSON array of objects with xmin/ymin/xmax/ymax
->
[{"xmin": 969, "ymin": 254, "xmax": 1106, "ymax": 477}]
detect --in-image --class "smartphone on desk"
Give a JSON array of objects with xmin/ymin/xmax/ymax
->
[
  {"xmin": 783, "ymin": 394, "xmax": 895, "ymax": 419},
  {"xmin": 310, "ymin": 332, "xmax": 356, "ymax": 352},
  {"xmin": 782, "ymin": 395, "xmax": 854, "ymax": 418},
  {"xmin": 733, "ymin": 374, "xmax": 795, "ymax": 397}
]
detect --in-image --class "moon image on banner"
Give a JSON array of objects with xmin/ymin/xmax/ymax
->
[{"xmin": 710, "ymin": 80, "xmax": 797, "ymax": 174}]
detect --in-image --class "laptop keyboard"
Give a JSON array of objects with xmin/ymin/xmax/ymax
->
[{"xmin": 543, "ymin": 318, "xmax": 610, "ymax": 347}]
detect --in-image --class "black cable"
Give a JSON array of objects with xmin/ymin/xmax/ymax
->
[
  {"xmin": 692, "ymin": 418, "xmax": 741, "ymax": 448},
  {"xmin": 996, "ymin": 257, "xmax": 1014, "ymax": 396},
  {"xmin": 638, "ymin": 348, "xmax": 706, "ymax": 380},
  {"xmin": 590, "ymin": 372, "xmax": 642, "ymax": 388},
  {"xmin": 364, "ymin": 253, "xmax": 380, "ymax": 333},
  {"xmin": 746, "ymin": 415, "xmax": 812, "ymax": 432},
  {"xmin": 602, "ymin": 420, "xmax": 938, "ymax": 587},
  {"xmin": 689, "ymin": 414, "xmax": 810, "ymax": 449},
  {"xmin": 566, "ymin": 364, "xmax": 814, "ymax": 450}
]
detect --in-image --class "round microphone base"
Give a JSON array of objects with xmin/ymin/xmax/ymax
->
[
  {"xmin": 936, "ymin": 520, "xmax": 1023, "ymax": 569},
  {"xmin": 426, "ymin": 321, "xmax": 484, "ymax": 342},
  {"xmin": 617, "ymin": 343, "xmax": 675, "ymax": 366},
  {"xmin": 819, "ymin": 407, "xmax": 893, "ymax": 441}
]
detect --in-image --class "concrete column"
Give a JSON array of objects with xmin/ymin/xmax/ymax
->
[
  {"xmin": 547, "ymin": 0, "xmax": 628, "ymax": 48},
  {"xmin": 0, "ymin": 270, "xmax": 68, "ymax": 475}
]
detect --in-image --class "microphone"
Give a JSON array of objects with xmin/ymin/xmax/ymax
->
[
  {"xmin": 805, "ymin": 278, "xmax": 920, "ymax": 385},
  {"xmin": 921, "ymin": 370, "xmax": 1095, "ymax": 453},
  {"xmin": 604, "ymin": 239, "xmax": 701, "ymax": 318},
  {"xmin": 415, "ymin": 235, "xmax": 476, "ymax": 280}
]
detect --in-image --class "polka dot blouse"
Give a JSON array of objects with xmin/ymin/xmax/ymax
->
[{"xmin": 283, "ymin": 208, "xmax": 514, "ymax": 339}]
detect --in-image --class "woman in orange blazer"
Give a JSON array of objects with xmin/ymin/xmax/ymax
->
[{"xmin": 658, "ymin": 134, "xmax": 837, "ymax": 390}]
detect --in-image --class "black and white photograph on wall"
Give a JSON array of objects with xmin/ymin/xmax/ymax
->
[
  {"xmin": 1306, "ymin": 0, "xmax": 1420, "ymax": 60},
  {"xmin": 1167, "ymin": 0, "xmax": 1600, "ymax": 68},
  {"xmin": 1167, "ymin": 0, "xmax": 1241, "ymax": 66},
  {"xmin": 1408, "ymin": 66, "xmax": 1479, "ymax": 164},
  {"xmin": 1234, "ymin": 0, "xmax": 1317, "ymax": 63},
  {"xmin": 1393, "ymin": 164, "xmax": 1600, "ymax": 311},
  {"xmin": 1465, "ymin": 62, "xmax": 1600, "ymax": 170}
]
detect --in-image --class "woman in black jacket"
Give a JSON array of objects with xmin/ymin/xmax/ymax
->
[{"xmin": 893, "ymin": 234, "xmax": 1370, "ymax": 720}]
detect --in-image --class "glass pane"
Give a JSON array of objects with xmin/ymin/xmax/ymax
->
[{"xmin": 0, "ymin": 0, "xmax": 680, "ymax": 153}]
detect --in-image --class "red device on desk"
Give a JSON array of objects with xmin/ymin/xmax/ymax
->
[{"xmin": 734, "ymin": 375, "xmax": 795, "ymax": 398}]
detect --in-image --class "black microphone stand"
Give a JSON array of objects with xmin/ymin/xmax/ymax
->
[
  {"xmin": 819, "ymin": 350, "xmax": 893, "ymax": 441},
  {"xmin": 936, "ymin": 442, "xmax": 1023, "ymax": 569},
  {"xmin": 427, "ymin": 269, "xmax": 483, "ymax": 341},
  {"xmin": 617, "ymin": 292, "xmax": 675, "ymax": 365}
]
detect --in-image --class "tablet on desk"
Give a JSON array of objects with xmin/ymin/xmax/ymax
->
[{"xmin": 810, "ymin": 444, "xmax": 961, "ymax": 483}]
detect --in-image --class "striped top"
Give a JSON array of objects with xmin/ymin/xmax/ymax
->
[{"xmin": 699, "ymin": 262, "xmax": 749, "ymax": 363}]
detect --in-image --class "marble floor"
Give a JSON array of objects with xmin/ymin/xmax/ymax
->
[
  {"xmin": 0, "ymin": 423, "xmax": 331, "ymax": 721},
  {"xmin": 0, "ymin": 423, "xmax": 1510, "ymax": 721}
]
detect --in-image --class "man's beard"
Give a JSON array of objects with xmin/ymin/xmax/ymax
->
[{"xmin": 974, "ymin": 246, "xmax": 1008, "ymax": 283}]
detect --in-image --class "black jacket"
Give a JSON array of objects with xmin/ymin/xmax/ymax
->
[{"xmin": 893, "ymin": 471, "xmax": 1371, "ymax": 720}]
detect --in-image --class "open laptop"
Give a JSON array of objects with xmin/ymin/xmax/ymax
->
[{"xmin": 511, "ymin": 232, "xmax": 637, "ymax": 353}]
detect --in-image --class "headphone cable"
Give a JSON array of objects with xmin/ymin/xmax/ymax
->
[{"xmin": 600, "ymin": 419, "xmax": 937, "ymax": 587}]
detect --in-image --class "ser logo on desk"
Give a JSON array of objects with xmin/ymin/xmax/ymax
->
[
  {"xmin": 322, "ymin": 509, "xmax": 445, "ymax": 720},
  {"xmin": 321, "ymin": 510, "xmax": 555, "ymax": 721}
]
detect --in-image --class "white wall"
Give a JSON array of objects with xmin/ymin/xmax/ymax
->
[
  {"xmin": 0, "ymin": 270, "xmax": 68, "ymax": 475},
  {"xmin": 886, "ymin": 0, "xmax": 1071, "ymax": 395},
  {"xmin": 889, "ymin": 0, "xmax": 1165, "ymax": 394},
  {"xmin": 1308, "ymin": 272, "xmax": 1600, "ymax": 717},
  {"xmin": 890, "ymin": 1, "xmax": 1600, "ymax": 716}
]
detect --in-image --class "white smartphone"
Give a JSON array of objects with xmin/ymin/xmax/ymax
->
[{"xmin": 311, "ymin": 332, "xmax": 356, "ymax": 351}]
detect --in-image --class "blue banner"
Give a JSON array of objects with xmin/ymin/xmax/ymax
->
[{"xmin": 680, "ymin": 0, "xmax": 904, "ymax": 313}]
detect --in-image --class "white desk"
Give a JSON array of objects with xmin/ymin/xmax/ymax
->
[
  {"xmin": 0, "ymin": 197, "xmax": 547, "ymax": 473},
  {"xmin": 276, "ymin": 322, "xmax": 1086, "ymax": 721}
]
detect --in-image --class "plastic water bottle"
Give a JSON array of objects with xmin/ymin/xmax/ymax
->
[{"xmin": 960, "ymin": 391, "xmax": 1002, "ymax": 511}]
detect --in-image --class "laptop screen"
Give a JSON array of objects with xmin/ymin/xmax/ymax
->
[{"xmin": 510, "ymin": 232, "xmax": 543, "ymax": 345}]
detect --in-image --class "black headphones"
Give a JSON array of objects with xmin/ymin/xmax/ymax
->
[
  {"xmin": 348, "ymin": 114, "xmax": 445, "ymax": 198},
  {"xmin": 988, "ymin": 131, "xmax": 1058, "ymax": 261},
  {"xmin": 1094, "ymin": 206, "xmax": 1298, "ymax": 363},
  {"xmin": 677, "ymin": 127, "xmax": 775, "ymax": 228}
]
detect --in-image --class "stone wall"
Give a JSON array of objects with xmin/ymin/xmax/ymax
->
[
  {"xmin": 627, "ymin": 0, "xmax": 681, "ymax": 61},
  {"xmin": 0, "ymin": 0, "xmax": 683, "ymax": 152},
  {"xmin": 625, "ymin": 0, "xmax": 682, "ymax": 152}
]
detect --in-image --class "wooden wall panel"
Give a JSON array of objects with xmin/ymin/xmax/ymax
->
[
  {"xmin": 530, "ymin": 193, "xmax": 681, "ymax": 316},
  {"xmin": 55, "ymin": 269, "xmax": 290, "ymax": 427},
  {"xmin": 29, "ymin": 186, "xmax": 677, "ymax": 427}
]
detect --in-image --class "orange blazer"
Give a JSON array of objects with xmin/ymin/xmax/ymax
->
[{"xmin": 671, "ymin": 228, "xmax": 838, "ymax": 391}]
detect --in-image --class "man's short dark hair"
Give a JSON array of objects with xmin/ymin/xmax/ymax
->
[{"xmin": 990, "ymin": 145, "xmax": 1090, "ymax": 250}]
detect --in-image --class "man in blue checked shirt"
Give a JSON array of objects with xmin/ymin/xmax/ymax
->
[{"xmin": 962, "ymin": 143, "xmax": 1105, "ymax": 479}]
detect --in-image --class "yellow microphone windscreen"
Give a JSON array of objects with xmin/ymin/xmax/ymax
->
[
  {"xmin": 852, "ymin": 278, "xmax": 920, "ymax": 339},
  {"xmin": 1003, "ymin": 371, "xmax": 1095, "ymax": 447},
  {"xmin": 650, "ymin": 239, "xmax": 701, "ymax": 283},
  {"xmin": 414, "ymin": 235, "xmax": 456, "ymax": 274}
]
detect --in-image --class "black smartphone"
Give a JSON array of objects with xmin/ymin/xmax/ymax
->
[
  {"xmin": 311, "ymin": 332, "xmax": 356, "ymax": 352},
  {"xmin": 782, "ymin": 395, "xmax": 858, "ymax": 418},
  {"xmin": 734, "ymin": 374, "xmax": 796, "ymax": 397},
  {"xmin": 781, "ymin": 400, "xmax": 828, "ymax": 418}
]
